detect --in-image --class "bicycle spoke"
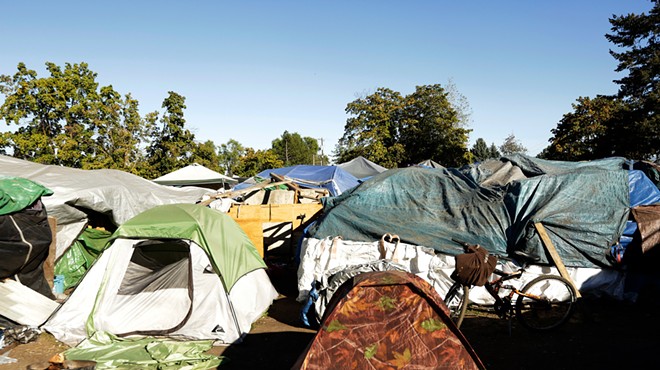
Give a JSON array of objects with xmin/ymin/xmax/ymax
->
[{"xmin": 515, "ymin": 275, "xmax": 577, "ymax": 330}]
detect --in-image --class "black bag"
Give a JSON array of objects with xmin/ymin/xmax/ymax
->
[{"xmin": 450, "ymin": 244, "xmax": 497, "ymax": 286}]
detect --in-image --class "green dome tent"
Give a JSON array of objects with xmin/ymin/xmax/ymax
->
[{"xmin": 44, "ymin": 204, "xmax": 278, "ymax": 352}]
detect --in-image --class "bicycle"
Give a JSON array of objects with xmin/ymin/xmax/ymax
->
[{"xmin": 444, "ymin": 240, "xmax": 578, "ymax": 331}]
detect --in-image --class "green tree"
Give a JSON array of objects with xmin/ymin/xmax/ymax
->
[
  {"xmin": 541, "ymin": 96, "xmax": 621, "ymax": 160},
  {"xmin": 605, "ymin": 1, "xmax": 660, "ymax": 159},
  {"xmin": 83, "ymin": 89, "xmax": 155, "ymax": 173},
  {"xmin": 145, "ymin": 91, "xmax": 196, "ymax": 178},
  {"xmin": 335, "ymin": 84, "xmax": 472, "ymax": 168},
  {"xmin": 499, "ymin": 133, "xmax": 527, "ymax": 156},
  {"xmin": 0, "ymin": 62, "xmax": 100, "ymax": 166},
  {"xmin": 401, "ymin": 85, "xmax": 472, "ymax": 167},
  {"xmin": 271, "ymin": 131, "xmax": 320, "ymax": 166},
  {"xmin": 335, "ymin": 88, "xmax": 406, "ymax": 168},
  {"xmin": 0, "ymin": 62, "xmax": 155, "ymax": 173},
  {"xmin": 219, "ymin": 139, "xmax": 246, "ymax": 176},
  {"xmin": 232, "ymin": 148, "xmax": 283, "ymax": 177},
  {"xmin": 192, "ymin": 140, "xmax": 221, "ymax": 172},
  {"xmin": 470, "ymin": 138, "xmax": 490, "ymax": 162},
  {"xmin": 489, "ymin": 143, "xmax": 501, "ymax": 159}
]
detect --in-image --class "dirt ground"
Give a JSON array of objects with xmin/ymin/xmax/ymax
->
[{"xmin": 2, "ymin": 265, "xmax": 660, "ymax": 370}]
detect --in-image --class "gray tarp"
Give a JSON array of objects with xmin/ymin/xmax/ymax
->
[
  {"xmin": 337, "ymin": 156, "xmax": 388, "ymax": 180},
  {"xmin": 309, "ymin": 155, "xmax": 630, "ymax": 268},
  {"xmin": 0, "ymin": 155, "xmax": 211, "ymax": 259}
]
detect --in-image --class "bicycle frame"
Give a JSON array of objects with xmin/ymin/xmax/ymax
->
[{"xmin": 483, "ymin": 268, "xmax": 524, "ymax": 318}]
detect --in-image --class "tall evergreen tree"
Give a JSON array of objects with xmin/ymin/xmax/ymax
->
[
  {"xmin": 605, "ymin": 0, "xmax": 660, "ymax": 159},
  {"xmin": 145, "ymin": 91, "xmax": 196, "ymax": 178},
  {"xmin": 470, "ymin": 138, "xmax": 490, "ymax": 162}
]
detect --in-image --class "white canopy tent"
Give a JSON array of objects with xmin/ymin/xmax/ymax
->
[{"xmin": 153, "ymin": 163, "xmax": 237, "ymax": 189}]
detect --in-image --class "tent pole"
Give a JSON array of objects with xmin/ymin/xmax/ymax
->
[{"xmin": 219, "ymin": 274, "xmax": 244, "ymax": 342}]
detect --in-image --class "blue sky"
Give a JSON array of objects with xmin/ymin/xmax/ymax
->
[{"xmin": 0, "ymin": 1, "xmax": 653, "ymax": 160}]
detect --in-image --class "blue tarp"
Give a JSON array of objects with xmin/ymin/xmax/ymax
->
[
  {"xmin": 612, "ymin": 170, "xmax": 660, "ymax": 262},
  {"xmin": 629, "ymin": 170, "xmax": 660, "ymax": 207},
  {"xmin": 309, "ymin": 155, "xmax": 639, "ymax": 269},
  {"xmin": 234, "ymin": 165, "xmax": 360, "ymax": 197}
]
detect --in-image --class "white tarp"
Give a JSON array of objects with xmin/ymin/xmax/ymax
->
[
  {"xmin": 0, "ymin": 155, "xmax": 211, "ymax": 259},
  {"xmin": 297, "ymin": 236, "xmax": 624, "ymax": 306},
  {"xmin": 0, "ymin": 279, "xmax": 60, "ymax": 326},
  {"xmin": 153, "ymin": 163, "xmax": 237, "ymax": 187}
]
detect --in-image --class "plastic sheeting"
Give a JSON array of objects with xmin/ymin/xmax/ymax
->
[
  {"xmin": 0, "ymin": 198, "xmax": 54, "ymax": 298},
  {"xmin": 55, "ymin": 228, "xmax": 112, "ymax": 290},
  {"xmin": 0, "ymin": 176, "xmax": 53, "ymax": 215},
  {"xmin": 309, "ymin": 167, "xmax": 511, "ymax": 258},
  {"xmin": 309, "ymin": 155, "xmax": 632, "ymax": 269},
  {"xmin": 337, "ymin": 156, "xmax": 388, "ymax": 180},
  {"xmin": 234, "ymin": 165, "xmax": 360, "ymax": 196},
  {"xmin": 64, "ymin": 332, "xmax": 223, "ymax": 370},
  {"xmin": 0, "ymin": 155, "xmax": 211, "ymax": 259}
]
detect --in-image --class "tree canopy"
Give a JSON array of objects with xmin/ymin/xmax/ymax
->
[
  {"xmin": 499, "ymin": 133, "xmax": 527, "ymax": 156},
  {"xmin": 544, "ymin": 1, "xmax": 660, "ymax": 160},
  {"xmin": 335, "ymin": 84, "xmax": 472, "ymax": 168},
  {"xmin": 471, "ymin": 138, "xmax": 500, "ymax": 162},
  {"xmin": 271, "ymin": 131, "xmax": 324, "ymax": 166},
  {"xmin": 232, "ymin": 148, "xmax": 283, "ymax": 178}
]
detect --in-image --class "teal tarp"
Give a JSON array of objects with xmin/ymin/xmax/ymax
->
[{"xmin": 309, "ymin": 155, "xmax": 630, "ymax": 268}]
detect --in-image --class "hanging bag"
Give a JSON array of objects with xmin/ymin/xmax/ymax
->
[{"xmin": 451, "ymin": 243, "xmax": 497, "ymax": 286}]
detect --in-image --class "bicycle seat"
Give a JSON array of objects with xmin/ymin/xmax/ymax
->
[{"xmin": 512, "ymin": 250, "xmax": 541, "ymax": 263}]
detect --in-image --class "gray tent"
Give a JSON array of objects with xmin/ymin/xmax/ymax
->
[
  {"xmin": 417, "ymin": 159, "xmax": 444, "ymax": 169},
  {"xmin": 337, "ymin": 156, "xmax": 387, "ymax": 180}
]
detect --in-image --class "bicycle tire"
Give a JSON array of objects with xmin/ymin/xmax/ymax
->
[
  {"xmin": 444, "ymin": 282, "xmax": 470, "ymax": 328},
  {"xmin": 515, "ymin": 275, "xmax": 577, "ymax": 330}
]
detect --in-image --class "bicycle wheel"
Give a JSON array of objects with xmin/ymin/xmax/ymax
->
[
  {"xmin": 515, "ymin": 275, "xmax": 577, "ymax": 330},
  {"xmin": 444, "ymin": 282, "xmax": 470, "ymax": 328}
]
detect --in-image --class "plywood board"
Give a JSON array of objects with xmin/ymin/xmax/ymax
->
[{"xmin": 228, "ymin": 203, "xmax": 322, "ymax": 257}]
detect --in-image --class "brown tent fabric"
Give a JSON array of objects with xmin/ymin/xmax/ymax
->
[
  {"xmin": 632, "ymin": 205, "xmax": 660, "ymax": 253},
  {"xmin": 293, "ymin": 270, "xmax": 485, "ymax": 370}
]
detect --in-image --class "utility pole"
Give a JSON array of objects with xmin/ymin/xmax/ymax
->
[{"xmin": 317, "ymin": 138, "xmax": 324, "ymax": 166}]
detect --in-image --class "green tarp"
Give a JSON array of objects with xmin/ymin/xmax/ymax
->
[
  {"xmin": 65, "ymin": 331, "xmax": 224, "ymax": 370},
  {"xmin": 0, "ymin": 176, "xmax": 52, "ymax": 215},
  {"xmin": 55, "ymin": 227, "xmax": 113, "ymax": 290}
]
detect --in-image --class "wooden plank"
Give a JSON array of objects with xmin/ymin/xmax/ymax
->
[
  {"xmin": 42, "ymin": 216, "xmax": 57, "ymax": 289},
  {"xmin": 270, "ymin": 173, "xmax": 300, "ymax": 203},
  {"xmin": 534, "ymin": 222, "xmax": 582, "ymax": 298},
  {"xmin": 198, "ymin": 180, "xmax": 292, "ymax": 206}
]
